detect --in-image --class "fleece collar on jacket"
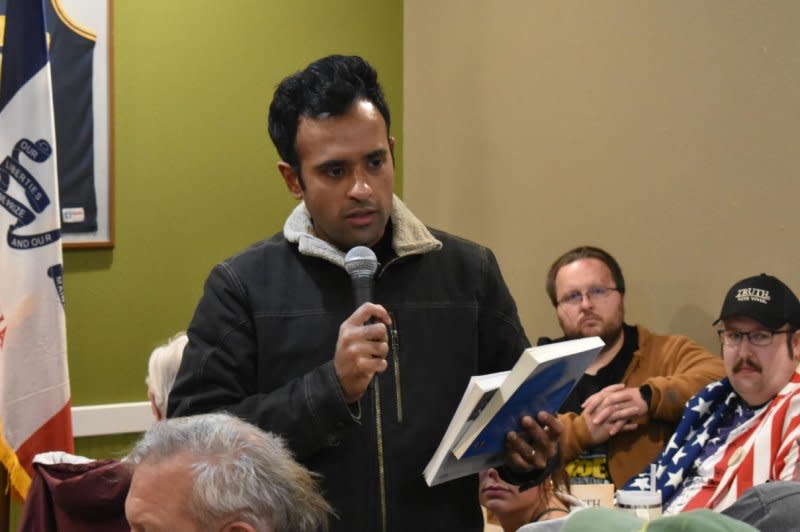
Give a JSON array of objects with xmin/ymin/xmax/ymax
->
[{"xmin": 283, "ymin": 195, "xmax": 442, "ymax": 268}]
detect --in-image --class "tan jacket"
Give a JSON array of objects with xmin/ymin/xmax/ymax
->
[{"xmin": 557, "ymin": 325, "xmax": 725, "ymax": 486}]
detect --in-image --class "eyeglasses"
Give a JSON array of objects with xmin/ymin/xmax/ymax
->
[
  {"xmin": 717, "ymin": 329, "xmax": 793, "ymax": 347},
  {"xmin": 557, "ymin": 287, "xmax": 621, "ymax": 307}
]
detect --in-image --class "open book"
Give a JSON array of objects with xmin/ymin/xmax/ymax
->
[{"xmin": 424, "ymin": 336, "xmax": 603, "ymax": 486}]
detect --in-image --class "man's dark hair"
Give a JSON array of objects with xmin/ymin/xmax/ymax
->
[
  {"xmin": 267, "ymin": 54, "xmax": 391, "ymax": 171},
  {"xmin": 545, "ymin": 246, "xmax": 626, "ymax": 306}
]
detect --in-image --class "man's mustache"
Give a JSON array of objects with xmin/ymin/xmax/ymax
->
[
  {"xmin": 579, "ymin": 313, "xmax": 602, "ymax": 324},
  {"xmin": 734, "ymin": 358, "xmax": 762, "ymax": 373}
]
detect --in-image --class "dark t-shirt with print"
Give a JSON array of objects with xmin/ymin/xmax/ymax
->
[{"xmin": 538, "ymin": 324, "xmax": 639, "ymax": 485}]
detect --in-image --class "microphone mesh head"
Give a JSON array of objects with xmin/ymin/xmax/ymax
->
[{"xmin": 345, "ymin": 246, "xmax": 379, "ymax": 279}]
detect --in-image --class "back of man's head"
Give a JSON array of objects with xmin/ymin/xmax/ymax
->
[
  {"xmin": 126, "ymin": 413, "xmax": 331, "ymax": 532},
  {"xmin": 267, "ymin": 54, "xmax": 391, "ymax": 169},
  {"xmin": 545, "ymin": 245, "xmax": 626, "ymax": 306}
]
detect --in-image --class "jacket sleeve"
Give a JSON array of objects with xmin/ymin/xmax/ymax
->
[
  {"xmin": 479, "ymin": 249, "xmax": 557, "ymax": 483},
  {"xmin": 642, "ymin": 332, "xmax": 726, "ymax": 424},
  {"xmin": 477, "ymin": 248, "xmax": 531, "ymax": 374},
  {"xmin": 556, "ymin": 411, "xmax": 593, "ymax": 463},
  {"xmin": 167, "ymin": 263, "xmax": 357, "ymax": 459}
]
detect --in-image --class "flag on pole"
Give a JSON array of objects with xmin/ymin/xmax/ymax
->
[{"xmin": 0, "ymin": 0, "xmax": 73, "ymax": 501}]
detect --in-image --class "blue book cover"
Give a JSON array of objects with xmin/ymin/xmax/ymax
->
[
  {"xmin": 423, "ymin": 371, "xmax": 508, "ymax": 486},
  {"xmin": 453, "ymin": 337, "xmax": 603, "ymax": 459}
]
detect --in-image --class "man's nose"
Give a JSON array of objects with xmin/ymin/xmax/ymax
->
[
  {"xmin": 349, "ymin": 170, "xmax": 372, "ymax": 199},
  {"xmin": 738, "ymin": 340, "xmax": 756, "ymax": 358},
  {"xmin": 579, "ymin": 292, "xmax": 594, "ymax": 309}
]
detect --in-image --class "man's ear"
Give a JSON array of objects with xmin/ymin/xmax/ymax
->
[
  {"xmin": 147, "ymin": 390, "xmax": 162, "ymax": 421},
  {"xmin": 792, "ymin": 330, "xmax": 800, "ymax": 361},
  {"xmin": 278, "ymin": 161, "xmax": 303, "ymax": 199}
]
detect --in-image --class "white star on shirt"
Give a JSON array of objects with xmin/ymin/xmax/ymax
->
[
  {"xmin": 691, "ymin": 397, "xmax": 712, "ymax": 416},
  {"xmin": 672, "ymin": 446, "xmax": 688, "ymax": 465},
  {"xmin": 666, "ymin": 470, "xmax": 684, "ymax": 488},
  {"xmin": 736, "ymin": 404, "xmax": 744, "ymax": 416},
  {"xmin": 725, "ymin": 394, "xmax": 737, "ymax": 407},
  {"xmin": 706, "ymin": 381, "xmax": 724, "ymax": 391},
  {"xmin": 657, "ymin": 464, "xmax": 667, "ymax": 478},
  {"xmin": 665, "ymin": 436, "xmax": 679, "ymax": 453},
  {"xmin": 630, "ymin": 477, "xmax": 652, "ymax": 490},
  {"xmin": 694, "ymin": 428, "xmax": 710, "ymax": 447}
]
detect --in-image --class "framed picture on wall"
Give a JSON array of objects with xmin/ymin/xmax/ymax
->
[{"xmin": 53, "ymin": 0, "xmax": 114, "ymax": 248}]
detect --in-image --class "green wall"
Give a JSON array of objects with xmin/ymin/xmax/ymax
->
[
  {"xmin": 65, "ymin": 0, "xmax": 404, "ymax": 406},
  {"xmin": 14, "ymin": 3, "xmax": 400, "ymax": 526}
]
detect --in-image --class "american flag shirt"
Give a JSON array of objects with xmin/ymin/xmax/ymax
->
[{"xmin": 624, "ymin": 371, "xmax": 800, "ymax": 513}]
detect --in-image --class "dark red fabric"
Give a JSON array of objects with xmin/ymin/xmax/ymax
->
[{"xmin": 18, "ymin": 459, "xmax": 131, "ymax": 532}]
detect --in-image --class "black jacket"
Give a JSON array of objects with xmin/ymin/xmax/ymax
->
[{"xmin": 169, "ymin": 198, "xmax": 530, "ymax": 532}]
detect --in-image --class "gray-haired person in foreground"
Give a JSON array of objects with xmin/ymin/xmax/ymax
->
[{"xmin": 124, "ymin": 413, "xmax": 332, "ymax": 532}]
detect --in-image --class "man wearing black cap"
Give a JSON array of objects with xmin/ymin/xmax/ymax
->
[{"xmin": 623, "ymin": 273, "xmax": 800, "ymax": 515}]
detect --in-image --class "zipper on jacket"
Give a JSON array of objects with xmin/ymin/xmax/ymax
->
[
  {"xmin": 373, "ymin": 379, "xmax": 388, "ymax": 532},
  {"xmin": 389, "ymin": 313, "xmax": 403, "ymax": 423},
  {"xmin": 373, "ymin": 258, "xmax": 408, "ymax": 531}
]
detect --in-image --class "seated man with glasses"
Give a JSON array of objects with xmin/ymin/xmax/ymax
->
[
  {"xmin": 539, "ymin": 246, "xmax": 725, "ymax": 491},
  {"xmin": 623, "ymin": 273, "xmax": 800, "ymax": 515}
]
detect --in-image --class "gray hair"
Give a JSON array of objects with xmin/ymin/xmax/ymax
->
[
  {"xmin": 127, "ymin": 413, "xmax": 332, "ymax": 532},
  {"xmin": 145, "ymin": 332, "xmax": 188, "ymax": 416}
]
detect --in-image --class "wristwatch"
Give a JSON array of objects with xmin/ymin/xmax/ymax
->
[{"xmin": 639, "ymin": 384, "xmax": 653, "ymax": 410}]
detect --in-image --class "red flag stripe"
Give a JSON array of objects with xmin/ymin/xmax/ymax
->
[{"xmin": 15, "ymin": 402, "xmax": 74, "ymax": 480}]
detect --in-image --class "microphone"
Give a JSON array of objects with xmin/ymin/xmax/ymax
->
[{"xmin": 345, "ymin": 246, "xmax": 379, "ymax": 307}]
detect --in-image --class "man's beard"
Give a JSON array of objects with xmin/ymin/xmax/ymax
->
[
  {"xmin": 599, "ymin": 324, "xmax": 624, "ymax": 351},
  {"xmin": 562, "ymin": 317, "xmax": 624, "ymax": 349}
]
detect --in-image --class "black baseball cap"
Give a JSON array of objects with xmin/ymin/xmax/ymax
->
[
  {"xmin": 713, "ymin": 273, "xmax": 800, "ymax": 329},
  {"xmin": 722, "ymin": 481, "xmax": 800, "ymax": 530}
]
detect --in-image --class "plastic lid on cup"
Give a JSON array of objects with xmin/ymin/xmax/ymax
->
[{"xmin": 616, "ymin": 490, "xmax": 662, "ymax": 508}]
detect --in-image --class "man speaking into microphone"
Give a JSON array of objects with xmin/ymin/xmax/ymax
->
[{"xmin": 168, "ymin": 55, "xmax": 559, "ymax": 532}]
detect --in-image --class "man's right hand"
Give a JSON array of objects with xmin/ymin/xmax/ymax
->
[{"xmin": 333, "ymin": 303, "xmax": 392, "ymax": 404}]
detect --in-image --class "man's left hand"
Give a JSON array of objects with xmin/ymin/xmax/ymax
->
[{"xmin": 504, "ymin": 411, "xmax": 562, "ymax": 471}]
